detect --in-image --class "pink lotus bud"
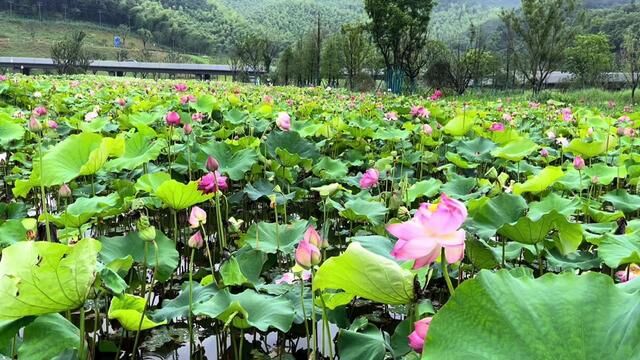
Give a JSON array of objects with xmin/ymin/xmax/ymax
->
[
  {"xmin": 502, "ymin": 113, "xmax": 513, "ymax": 122},
  {"xmin": 591, "ymin": 176, "xmax": 600, "ymax": 184},
  {"xmin": 540, "ymin": 148, "xmax": 549, "ymax": 158},
  {"xmin": 192, "ymin": 112, "xmax": 204, "ymax": 122},
  {"xmin": 183, "ymin": 123, "xmax": 193, "ymax": 135},
  {"xmin": 188, "ymin": 231, "xmax": 204, "ymax": 249},
  {"xmin": 165, "ymin": 111, "xmax": 181, "ymax": 126},
  {"xmin": 47, "ymin": 120, "xmax": 58, "ymax": 129},
  {"xmin": 408, "ymin": 317, "xmax": 432, "ymax": 353},
  {"xmin": 276, "ymin": 112, "xmax": 291, "ymax": 131},
  {"xmin": 490, "ymin": 122, "xmax": 505, "ymax": 132},
  {"xmin": 295, "ymin": 240, "xmax": 322, "ymax": 269},
  {"xmin": 59, "ymin": 184, "xmax": 72, "ymax": 198},
  {"xmin": 117, "ymin": 98, "xmax": 127, "ymax": 107},
  {"xmin": 33, "ymin": 106, "xmax": 47, "ymax": 117},
  {"xmin": 384, "ymin": 112, "xmax": 398, "ymax": 121},
  {"xmin": 28, "ymin": 118, "xmax": 42, "ymax": 132},
  {"xmin": 422, "ymin": 124, "xmax": 433, "ymax": 135},
  {"xmin": 304, "ymin": 226, "xmax": 327, "ymax": 249},
  {"xmin": 618, "ymin": 127, "xmax": 626, "ymax": 136},
  {"xmin": 188, "ymin": 206, "xmax": 207, "ymax": 228},
  {"xmin": 573, "ymin": 156, "xmax": 585, "ymax": 170},
  {"xmin": 206, "ymin": 156, "xmax": 219, "ymax": 172}
]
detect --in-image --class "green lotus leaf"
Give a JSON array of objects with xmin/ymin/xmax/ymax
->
[
  {"xmin": 108, "ymin": 294, "xmax": 167, "ymax": 331},
  {"xmin": 0, "ymin": 238, "xmax": 101, "ymax": 319},
  {"xmin": 337, "ymin": 322, "xmax": 386, "ymax": 360},
  {"xmin": 0, "ymin": 219, "xmax": 30, "ymax": 247},
  {"xmin": 584, "ymin": 163, "xmax": 627, "ymax": 185},
  {"xmin": 527, "ymin": 192, "xmax": 580, "ymax": 220},
  {"xmin": 220, "ymin": 247, "xmax": 267, "ymax": 285},
  {"xmin": 422, "ymin": 270, "xmax": 640, "ymax": 359},
  {"xmin": 490, "ymin": 138, "xmax": 538, "ymax": 162},
  {"xmin": 602, "ymin": 189, "xmax": 640, "ymax": 213},
  {"xmin": 513, "ymin": 166, "xmax": 564, "ymax": 195},
  {"xmin": 498, "ymin": 210, "xmax": 583, "ymax": 254},
  {"xmin": 443, "ymin": 113, "xmax": 475, "ymax": 136},
  {"xmin": 223, "ymin": 109, "xmax": 249, "ymax": 125},
  {"xmin": 18, "ymin": 314, "xmax": 84, "ymax": 360},
  {"xmin": 0, "ymin": 114, "xmax": 25, "ymax": 145},
  {"xmin": 105, "ymin": 133, "xmax": 167, "ymax": 171},
  {"xmin": 47, "ymin": 193, "xmax": 121, "ymax": 228},
  {"xmin": 135, "ymin": 172, "xmax": 171, "ymax": 194},
  {"xmin": 348, "ymin": 235, "xmax": 396, "ymax": 261},
  {"xmin": 154, "ymin": 180, "xmax": 213, "ymax": 210},
  {"xmin": 456, "ymin": 137, "xmax": 496, "ymax": 161},
  {"xmin": 312, "ymin": 157, "xmax": 349, "ymax": 180},
  {"xmin": 339, "ymin": 199, "xmax": 388, "ymax": 225},
  {"xmin": 242, "ymin": 220, "xmax": 308, "ymax": 254},
  {"xmin": 200, "ymin": 142, "xmax": 258, "ymax": 181},
  {"xmin": 191, "ymin": 94, "xmax": 217, "ymax": 114},
  {"xmin": 244, "ymin": 180, "xmax": 296, "ymax": 204},
  {"xmin": 565, "ymin": 135, "xmax": 617, "ymax": 159},
  {"xmin": 151, "ymin": 282, "xmax": 219, "ymax": 323},
  {"xmin": 373, "ymin": 127, "xmax": 410, "ymax": 140},
  {"xmin": 99, "ymin": 230, "xmax": 178, "ymax": 282},
  {"xmin": 313, "ymin": 242, "xmax": 414, "ymax": 305},
  {"xmin": 466, "ymin": 238, "xmax": 499, "ymax": 269},
  {"xmin": 445, "ymin": 152, "xmax": 477, "ymax": 169},
  {"xmin": 599, "ymin": 231, "xmax": 640, "ymax": 267},
  {"xmin": 193, "ymin": 289, "xmax": 295, "ymax": 332},
  {"xmin": 266, "ymin": 131, "xmax": 320, "ymax": 160},
  {"xmin": 468, "ymin": 193, "xmax": 528, "ymax": 239}
]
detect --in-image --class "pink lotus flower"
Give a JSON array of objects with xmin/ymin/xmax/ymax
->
[
  {"xmin": 529, "ymin": 102, "xmax": 540, "ymax": 109},
  {"xmin": 85, "ymin": 111, "xmax": 99, "ymax": 122},
  {"xmin": 206, "ymin": 156, "xmax": 219, "ymax": 172},
  {"xmin": 304, "ymin": 226, "xmax": 328, "ymax": 249},
  {"xmin": 561, "ymin": 108, "xmax": 573, "ymax": 122},
  {"xmin": 33, "ymin": 106, "xmax": 47, "ymax": 117},
  {"xmin": 286, "ymin": 99, "xmax": 294, "ymax": 106},
  {"xmin": 295, "ymin": 239, "xmax": 322, "ymax": 269},
  {"xmin": 502, "ymin": 113, "xmax": 513, "ymax": 122},
  {"xmin": 180, "ymin": 94, "xmax": 196, "ymax": 105},
  {"xmin": 0, "ymin": 75, "xmax": 7, "ymax": 81},
  {"xmin": 174, "ymin": 83, "xmax": 188, "ymax": 92},
  {"xmin": 58, "ymin": 183, "xmax": 72, "ymax": 198},
  {"xmin": 624, "ymin": 105, "xmax": 632, "ymax": 113},
  {"xmin": 385, "ymin": 112, "xmax": 398, "ymax": 121},
  {"xmin": 616, "ymin": 264, "xmax": 640, "ymax": 283},
  {"xmin": 276, "ymin": 112, "xmax": 291, "ymax": 131},
  {"xmin": 556, "ymin": 137, "xmax": 569, "ymax": 147},
  {"xmin": 28, "ymin": 118, "xmax": 42, "ymax": 132},
  {"xmin": 410, "ymin": 106, "xmax": 429, "ymax": 118},
  {"xmin": 388, "ymin": 193, "xmax": 467, "ymax": 269},
  {"xmin": 275, "ymin": 270, "xmax": 312, "ymax": 284},
  {"xmin": 408, "ymin": 317, "xmax": 432, "ymax": 353},
  {"xmin": 116, "ymin": 98, "xmax": 127, "ymax": 107},
  {"xmin": 624, "ymin": 128, "xmax": 636, "ymax": 137},
  {"xmin": 188, "ymin": 231, "xmax": 204, "ymax": 249},
  {"xmin": 540, "ymin": 148, "xmax": 549, "ymax": 158},
  {"xmin": 430, "ymin": 89, "xmax": 443, "ymax": 101},
  {"xmin": 573, "ymin": 156, "xmax": 585, "ymax": 170},
  {"xmin": 47, "ymin": 120, "xmax": 58, "ymax": 129},
  {"xmin": 618, "ymin": 115, "xmax": 631, "ymax": 124},
  {"xmin": 183, "ymin": 123, "xmax": 193, "ymax": 135},
  {"xmin": 198, "ymin": 171, "xmax": 228, "ymax": 194},
  {"xmin": 165, "ymin": 111, "xmax": 181, "ymax": 126},
  {"xmin": 359, "ymin": 168, "xmax": 379, "ymax": 189},
  {"xmin": 489, "ymin": 122, "xmax": 505, "ymax": 132},
  {"xmin": 192, "ymin": 113, "xmax": 204, "ymax": 122},
  {"xmin": 422, "ymin": 124, "xmax": 433, "ymax": 136},
  {"xmin": 263, "ymin": 95, "xmax": 273, "ymax": 104},
  {"xmin": 189, "ymin": 206, "xmax": 207, "ymax": 228}
]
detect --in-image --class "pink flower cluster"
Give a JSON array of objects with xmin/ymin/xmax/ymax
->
[{"xmin": 198, "ymin": 171, "xmax": 228, "ymax": 194}]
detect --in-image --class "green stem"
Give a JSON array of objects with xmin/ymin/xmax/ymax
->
[
  {"xmin": 187, "ymin": 133, "xmax": 192, "ymax": 181},
  {"xmin": 78, "ymin": 305, "xmax": 85, "ymax": 360},
  {"xmin": 200, "ymin": 224, "xmax": 216, "ymax": 283},
  {"xmin": 188, "ymin": 249, "xmax": 195, "ymax": 359},
  {"xmin": 319, "ymin": 294, "xmax": 334, "ymax": 359},
  {"xmin": 132, "ymin": 241, "xmax": 159, "ymax": 358},
  {"xmin": 168, "ymin": 125, "xmax": 173, "ymax": 177},
  {"xmin": 441, "ymin": 248, "xmax": 455, "ymax": 296},
  {"xmin": 311, "ymin": 268, "xmax": 318, "ymax": 359},
  {"xmin": 37, "ymin": 136, "xmax": 51, "ymax": 242},
  {"xmin": 173, "ymin": 209, "xmax": 179, "ymax": 243},
  {"xmin": 300, "ymin": 277, "xmax": 310, "ymax": 354},
  {"xmin": 214, "ymin": 192, "xmax": 226, "ymax": 250}
]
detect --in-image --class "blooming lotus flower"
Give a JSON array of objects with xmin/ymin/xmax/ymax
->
[
  {"xmin": 0, "ymin": 75, "xmax": 7, "ymax": 81},
  {"xmin": 556, "ymin": 137, "xmax": 569, "ymax": 147},
  {"xmin": 422, "ymin": 124, "xmax": 433, "ymax": 136},
  {"xmin": 388, "ymin": 193, "xmax": 467, "ymax": 269},
  {"xmin": 430, "ymin": 89, "xmax": 443, "ymax": 101},
  {"xmin": 192, "ymin": 112, "xmax": 204, "ymax": 122},
  {"xmin": 624, "ymin": 105, "xmax": 632, "ymax": 113},
  {"xmin": 174, "ymin": 83, "xmax": 188, "ymax": 92},
  {"xmin": 33, "ymin": 91, "xmax": 42, "ymax": 98},
  {"xmin": 28, "ymin": 118, "xmax": 42, "ymax": 132},
  {"xmin": 183, "ymin": 123, "xmax": 193, "ymax": 135},
  {"xmin": 359, "ymin": 168, "xmax": 379, "ymax": 189},
  {"xmin": 573, "ymin": 156, "xmax": 585, "ymax": 170},
  {"xmin": 616, "ymin": 264, "xmax": 640, "ymax": 283},
  {"xmin": 547, "ymin": 131, "xmax": 556, "ymax": 139},
  {"xmin": 295, "ymin": 239, "xmax": 322, "ymax": 269},
  {"xmin": 410, "ymin": 106, "xmax": 429, "ymax": 118},
  {"xmin": 385, "ymin": 112, "xmax": 398, "ymax": 121},
  {"xmin": 276, "ymin": 112, "xmax": 291, "ymax": 131},
  {"xmin": 33, "ymin": 106, "xmax": 47, "ymax": 117},
  {"xmin": 188, "ymin": 231, "xmax": 204, "ymax": 249},
  {"xmin": 408, "ymin": 317, "xmax": 432, "ymax": 353},
  {"xmin": 561, "ymin": 108, "xmax": 573, "ymax": 122},
  {"xmin": 180, "ymin": 94, "xmax": 196, "ymax": 105},
  {"xmin": 47, "ymin": 120, "xmax": 58, "ymax": 129},
  {"xmin": 489, "ymin": 122, "xmax": 505, "ymax": 132},
  {"xmin": 275, "ymin": 270, "xmax": 312, "ymax": 284},
  {"xmin": 263, "ymin": 95, "xmax": 273, "ymax": 104},
  {"xmin": 165, "ymin": 111, "xmax": 181, "ymax": 126},
  {"xmin": 286, "ymin": 99, "xmax": 294, "ymax": 106},
  {"xmin": 624, "ymin": 128, "xmax": 636, "ymax": 137},
  {"xmin": 198, "ymin": 171, "xmax": 228, "ymax": 194},
  {"xmin": 189, "ymin": 206, "xmax": 207, "ymax": 228},
  {"xmin": 304, "ymin": 226, "xmax": 328, "ymax": 249},
  {"xmin": 85, "ymin": 111, "xmax": 99, "ymax": 122}
]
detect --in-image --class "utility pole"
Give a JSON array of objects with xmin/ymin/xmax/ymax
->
[
  {"xmin": 98, "ymin": 9, "xmax": 103, "ymax": 27},
  {"xmin": 37, "ymin": 1, "xmax": 43, "ymax": 22},
  {"xmin": 315, "ymin": 13, "xmax": 321, "ymax": 86},
  {"xmin": 62, "ymin": 3, "xmax": 68, "ymax": 21},
  {"xmin": 8, "ymin": 1, "xmax": 13, "ymax": 17}
]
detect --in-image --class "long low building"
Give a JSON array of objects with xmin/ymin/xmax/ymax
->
[{"xmin": 0, "ymin": 57, "xmax": 264, "ymax": 79}]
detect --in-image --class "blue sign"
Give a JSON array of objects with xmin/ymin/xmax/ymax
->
[{"xmin": 114, "ymin": 36, "xmax": 122, "ymax": 48}]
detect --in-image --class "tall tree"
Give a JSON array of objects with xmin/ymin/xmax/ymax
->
[
  {"xmin": 565, "ymin": 33, "xmax": 614, "ymax": 87},
  {"xmin": 500, "ymin": 0, "xmax": 581, "ymax": 93},
  {"xmin": 341, "ymin": 23, "xmax": 371, "ymax": 90},
  {"xmin": 621, "ymin": 25, "xmax": 640, "ymax": 102},
  {"xmin": 364, "ymin": 0, "xmax": 434, "ymax": 93}
]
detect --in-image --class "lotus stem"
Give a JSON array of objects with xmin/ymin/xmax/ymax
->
[
  {"xmin": 311, "ymin": 268, "xmax": 318, "ymax": 359},
  {"xmin": 132, "ymin": 241, "xmax": 159, "ymax": 358},
  {"xmin": 37, "ymin": 136, "xmax": 51, "ymax": 242},
  {"xmin": 300, "ymin": 276, "xmax": 310, "ymax": 354},
  {"xmin": 319, "ymin": 293, "xmax": 334, "ymax": 359},
  {"xmin": 199, "ymin": 224, "xmax": 216, "ymax": 283},
  {"xmin": 188, "ymin": 248, "xmax": 195, "ymax": 359},
  {"xmin": 441, "ymin": 248, "xmax": 455, "ymax": 296},
  {"xmin": 78, "ymin": 305, "xmax": 85, "ymax": 360}
]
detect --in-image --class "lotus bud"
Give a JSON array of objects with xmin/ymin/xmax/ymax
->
[
  {"xmin": 165, "ymin": 111, "xmax": 181, "ymax": 126},
  {"xmin": 188, "ymin": 206, "xmax": 207, "ymax": 229},
  {"xmin": 47, "ymin": 120, "xmax": 58, "ymax": 129},
  {"xmin": 295, "ymin": 240, "xmax": 321, "ymax": 269},
  {"xmin": 28, "ymin": 117, "xmax": 42, "ymax": 132},
  {"xmin": 59, "ymin": 184, "xmax": 72, "ymax": 198},
  {"xmin": 188, "ymin": 231, "xmax": 204, "ymax": 249},
  {"xmin": 183, "ymin": 123, "xmax": 193, "ymax": 135},
  {"xmin": 573, "ymin": 156, "xmax": 586, "ymax": 170},
  {"xmin": 591, "ymin": 176, "xmax": 600, "ymax": 184},
  {"xmin": 540, "ymin": 148, "xmax": 549, "ymax": 158},
  {"xmin": 139, "ymin": 225, "xmax": 156, "ymax": 242},
  {"xmin": 206, "ymin": 156, "xmax": 219, "ymax": 172}
]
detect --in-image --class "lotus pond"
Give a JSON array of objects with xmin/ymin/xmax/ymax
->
[{"xmin": 0, "ymin": 75, "xmax": 639, "ymax": 360}]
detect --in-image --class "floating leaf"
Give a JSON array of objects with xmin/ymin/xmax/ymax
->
[
  {"xmin": 242, "ymin": 220, "xmax": 308, "ymax": 254},
  {"xmin": 105, "ymin": 133, "xmax": 166, "ymax": 171},
  {"xmin": 152, "ymin": 282, "xmax": 219, "ymax": 322},
  {"xmin": 108, "ymin": 294, "xmax": 167, "ymax": 331},
  {"xmin": 154, "ymin": 180, "xmax": 213, "ymax": 210},
  {"xmin": 513, "ymin": 166, "xmax": 564, "ymax": 195},
  {"xmin": 339, "ymin": 199, "xmax": 388, "ymax": 225},
  {"xmin": 490, "ymin": 138, "xmax": 538, "ymax": 162},
  {"xmin": 200, "ymin": 142, "xmax": 258, "ymax": 181},
  {"xmin": 599, "ymin": 232, "xmax": 640, "ymax": 268},
  {"xmin": 602, "ymin": 189, "xmax": 640, "ymax": 213},
  {"xmin": 404, "ymin": 179, "xmax": 442, "ymax": 203}
]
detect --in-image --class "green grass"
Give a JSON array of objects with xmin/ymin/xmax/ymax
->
[{"xmin": 0, "ymin": 14, "xmax": 222, "ymax": 64}]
